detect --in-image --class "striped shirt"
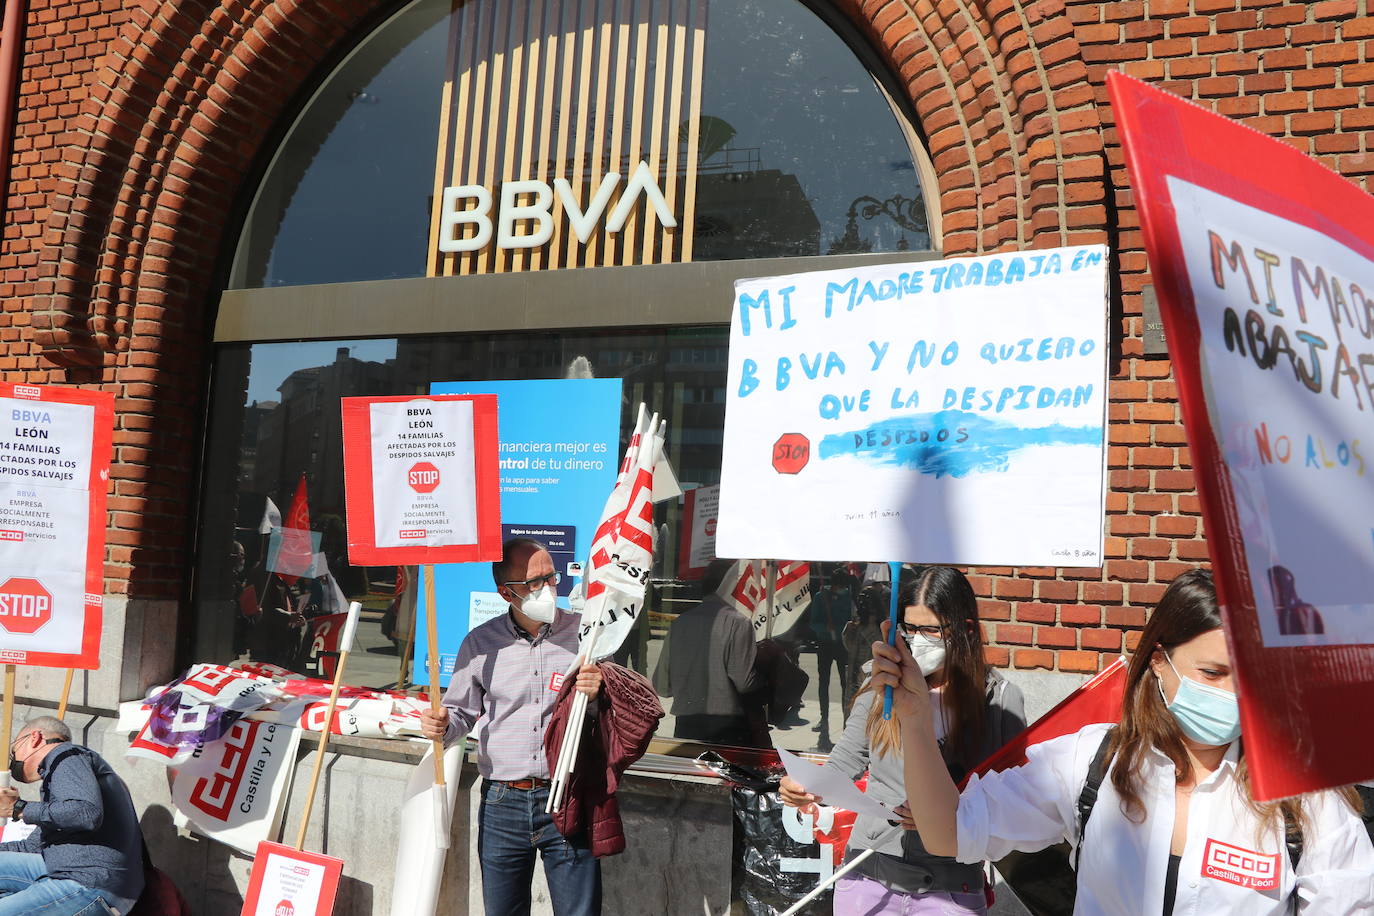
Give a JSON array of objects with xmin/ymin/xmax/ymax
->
[{"xmin": 440, "ymin": 608, "xmax": 582, "ymax": 781}]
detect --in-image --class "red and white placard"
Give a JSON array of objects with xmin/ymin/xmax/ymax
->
[
  {"xmin": 676, "ymin": 484, "xmax": 719, "ymax": 580},
  {"xmin": 340, "ymin": 395, "xmax": 501, "ymax": 565},
  {"xmin": 1109, "ymin": 72, "xmax": 1374, "ymax": 798},
  {"xmin": 240, "ymin": 841, "xmax": 343, "ymax": 916},
  {"xmin": 0, "ymin": 383, "xmax": 112, "ymax": 668}
]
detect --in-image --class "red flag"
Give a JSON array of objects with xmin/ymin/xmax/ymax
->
[
  {"xmin": 275, "ymin": 475, "xmax": 314, "ymax": 585},
  {"xmin": 961, "ymin": 656, "xmax": 1127, "ymax": 787}
]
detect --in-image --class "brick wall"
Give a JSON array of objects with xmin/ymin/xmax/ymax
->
[{"xmin": 0, "ymin": 0, "xmax": 1370, "ymax": 672}]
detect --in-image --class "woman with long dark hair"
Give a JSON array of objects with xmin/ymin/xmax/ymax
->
[
  {"xmin": 780, "ymin": 566, "xmax": 1026, "ymax": 914},
  {"xmin": 872, "ymin": 568, "xmax": 1374, "ymax": 913}
]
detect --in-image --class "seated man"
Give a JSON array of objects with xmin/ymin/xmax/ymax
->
[{"xmin": 0, "ymin": 715, "xmax": 144, "ymax": 915}]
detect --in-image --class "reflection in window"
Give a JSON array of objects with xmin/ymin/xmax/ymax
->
[
  {"xmin": 196, "ymin": 331, "xmax": 899, "ymax": 753},
  {"xmin": 229, "ymin": 0, "xmax": 930, "ymax": 288}
]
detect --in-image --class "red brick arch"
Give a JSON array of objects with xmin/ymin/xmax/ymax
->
[
  {"xmin": 26, "ymin": 0, "xmax": 1110, "ymax": 597},
  {"xmin": 833, "ymin": 0, "xmax": 1111, "ymax": 255}
]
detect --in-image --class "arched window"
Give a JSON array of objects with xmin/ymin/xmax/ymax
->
[
  {"xmin": 198, "ymin": 0, "xmax": 937, "ymax": 758},
  {"xmin": 229, "ymin": 0, "xmax": 936, "ymax": 289}
]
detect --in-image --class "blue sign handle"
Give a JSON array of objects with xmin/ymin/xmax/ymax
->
[{"xmin": 883, "ymin": 560, "xmax": 901, "ymax": 720}]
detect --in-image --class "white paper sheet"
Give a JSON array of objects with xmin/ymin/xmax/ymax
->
[{"xmin": 774, "ymin": 743, "xmax": 894, "ymax": 822}]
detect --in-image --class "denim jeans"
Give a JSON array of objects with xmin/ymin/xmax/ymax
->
[
  {"xmin": 0, "ymin": 852, "xmax": 117, "ymax": 916},
  {"xmin": 478, "ymin": 781, "xmax": 601, "ymax": 916}
]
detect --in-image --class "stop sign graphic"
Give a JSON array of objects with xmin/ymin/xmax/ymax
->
[
  {"xmin": 0, "ymin": 578, "xmax": 52, "ymax": 634},
  {"xmin": 408, "ymin": 461, "xmax": 441, "ymax": 493},
  {"xmin": 772, "ymin": 433, "xmax": 810, "ymax": 475}
]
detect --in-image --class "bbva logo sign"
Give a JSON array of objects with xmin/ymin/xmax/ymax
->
[{"xmin": 436, "ymin": 160, "xmax": 677, "ymax": 253}]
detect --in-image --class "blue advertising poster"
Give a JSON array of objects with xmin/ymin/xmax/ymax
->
[{"xmin": 414, "ymin": 378, "xmax": 621, "ymax": 686}]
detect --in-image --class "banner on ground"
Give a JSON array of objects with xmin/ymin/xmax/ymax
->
[
  {"xmin": 1110, "ymin": 72, "xmax": 1374, "ymax": 798},
  {"xmin": 414, "ymin": 379, "xmax": 620, "ymax": 686},
  {"xmin": 340, "ymin": 394, "xmax": 502, "ymax": 566},
  {"xmin": 0, "ymin": 383, "xmax": 113, "ymax": 668},
  {"xmin": 169, "ymin": 719, "xmax": 302, "ymax": 854},
  {"xmin": 717, "ymin": 247, "xmax": 1109, "ymax": 566}
]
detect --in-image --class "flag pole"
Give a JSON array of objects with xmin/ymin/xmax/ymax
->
[
  {"xmin": 295, "ymin": 601, "xmax": 361, "ymax": 851},
  {"xmin": 764, "ymin": 561, "xmax": 777, "ymax": 640},
  {"xmin": 883, "ymin": 560, "xmax": 901, "ymax": 720},
  {"xmin": 422, "ymin": 563, "xmax": 449, "ymax": 850}
]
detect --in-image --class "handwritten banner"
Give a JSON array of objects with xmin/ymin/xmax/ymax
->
[{"xmin": 718, "ymin": 248, "xmax": 1109, "ymax": 565}]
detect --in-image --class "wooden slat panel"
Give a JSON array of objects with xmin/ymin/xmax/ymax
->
[
  {"xmin": 678, "ymin": 0, "xmax": 707, "ymax": 263},
  {"xmin": 426, "ymin": 0, "xmax": 465, "ymax": 278},
  {"xmin": 430, "ymin": 0, "xmax": 704, "ymax": 274},
  {"xmin": 641, "ymin": 0, "xmax": 671, "ymax": 263}
]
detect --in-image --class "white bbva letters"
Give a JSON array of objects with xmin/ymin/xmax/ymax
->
[{"xmin": 436, "ymin": 161, "xmax": 677, "ymax": 253}]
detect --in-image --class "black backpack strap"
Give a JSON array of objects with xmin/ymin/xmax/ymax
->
[
  {"xmin": 1074, "ymin": 727, "xmax": 1115, "ymax": 872},
  {"xmin": 1282, "ymin": 806, "xmax": 1302, "ymax": 872}
]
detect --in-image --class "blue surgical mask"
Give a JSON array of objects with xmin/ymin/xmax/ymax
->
[{"xmin": 1158, "ymin": 653, "xmax": 1241, "ymax": 746}]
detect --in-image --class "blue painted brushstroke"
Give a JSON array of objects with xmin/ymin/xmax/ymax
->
[{"xmin": 818, "ymin": 409, "xmax": 1101, "ymax": 478}]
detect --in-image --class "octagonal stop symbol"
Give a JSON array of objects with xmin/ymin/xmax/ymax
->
[
  {"xmin": 0, "ymin": 578, "xmax": 52, "ymax": 634},
  {"xmin": 408, "ymin": 461, "xmax": 441, "ymax": 494},
  {"xmin": 772, "ymin": 433, "xmax": 810, "ymax": 475}
]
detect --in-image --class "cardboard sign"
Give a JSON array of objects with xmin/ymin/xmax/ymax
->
[
  {"xmin": 240, "ymin": 841, "xmax": 343, "ymax": 916},
  {"xmin": 413, "ymin": 379, "xmax": 619, "ymax": 686},
  {"xmin": 717, "ymin": 248, "xmax": 1109, "ymax": 565},
  {"xmin": 0, "ymin": 383, "xmax": 113, "ymax": 667},
  {"xmin": 1109, "ymin": 72, "xmax": 1374, "ymax": 797},
  {"xmin": 340, "ymin": 394, "xmax": 501, "ymax": 566}
]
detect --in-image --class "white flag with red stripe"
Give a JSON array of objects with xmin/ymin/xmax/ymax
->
[
  {"xmin": 717, "ymin": 560, "xmax": 813, "ymax": 641},
  {"xmin": 576, "ymin": 405, "xmax": 671, "ymax": 658}
]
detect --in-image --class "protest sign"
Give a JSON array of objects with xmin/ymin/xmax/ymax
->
[
  {"xmin": 240, "ymin": 841, "xmax": 343, "ymax": 916},
  {"xmin": 0, "ymin": 383, "xmax": 113, "ymax": 667},
  {"xmin": 1109, "ymin": 72, "xmax": 1374, "ymax": 797},
  {"xmin": 677, "ymin": 484, "xmax": 719, "ymax": 580},
  {"xmin": 717, "ymin": 248, "xmax": 1109, "ymax": 566},
  {"xmin": 413, "ymin": 379, "xmax": 619, "ymax": 685},
  {"xmin": 340, "ymin": 394, "xmax": 501, "ymax": 566},
  {"xmin": 170, "ymin": 718, "xmax": 302, "ymax": 853}
]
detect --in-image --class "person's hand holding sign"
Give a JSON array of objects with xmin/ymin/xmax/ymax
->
[{"xmin": 870, "ymin": 620, "xmax": 934, "ymax": 726}]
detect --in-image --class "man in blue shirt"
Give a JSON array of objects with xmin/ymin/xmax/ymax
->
[{"xmin": 0, "ymin": 715, "xmax": 144, "ymax": 915}]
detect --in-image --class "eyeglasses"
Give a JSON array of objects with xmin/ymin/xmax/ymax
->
[
  {"xmin": 897, "ymin": 621, "xmax": 943, "ymax": 639},
  {"xmin": 503, "ymin": 571, "xmax": 561, "ymax": 591}
]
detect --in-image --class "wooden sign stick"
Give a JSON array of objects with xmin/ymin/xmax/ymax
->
[
  {"xmin": 56, "ymin": 669, "xmax": 74, "ymax": 720},
  {"xmin": 422, "ymin": 564, "xmax": 449, "ymax": 850},
  {"xmin": 294, "ymin": 602, "xmax": 362, "ymax": 851},
  {"xmin": 0, "ymin": 664, "xmax": 14, "ymax": 787}
]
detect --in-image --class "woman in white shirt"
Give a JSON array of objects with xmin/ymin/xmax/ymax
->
[{"xmin": 870, "ymin": 568, "xmax": 1373, "ymax": 914}]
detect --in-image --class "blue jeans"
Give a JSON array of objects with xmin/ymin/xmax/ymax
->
[
  {"xmin": 0, "ymin": 852, "xmax": 116, "ymax": 916},
  {"xmin": 478, "ymin": 781, "xmax": 601, "ymax": 916}
]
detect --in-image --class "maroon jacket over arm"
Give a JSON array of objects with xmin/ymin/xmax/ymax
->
[{"xmin": 543, "ymin": 662, "xmax": 665, "ymax": 857}]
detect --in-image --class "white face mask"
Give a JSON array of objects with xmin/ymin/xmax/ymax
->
[
  {"xmin": 904, "ymin": 631, "xmax": 947, "ymax": 677},
  {"xmin": 516, "ymin": 584, "xmax": 558, "ymax": 624}
]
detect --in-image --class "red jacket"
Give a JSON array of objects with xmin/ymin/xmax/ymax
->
[{"xmin": 543, "ymin": 662, "xmax": 664, "ymax": 857}]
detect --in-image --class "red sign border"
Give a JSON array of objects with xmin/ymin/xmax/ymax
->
[
  {"xmin": 239, "ymin": 840, "xmax": 343, "ymax": 916},
  {"xmin": 1108, "ymin": 72, "xmax": 1374, "ymax": 798},
  {"xmin": 340, "ymin": 394, "xmax": 501, "ymax": 566},
  {"xmin": 0, "ymin": 383, "xmax": 112, "ymax": 669}
]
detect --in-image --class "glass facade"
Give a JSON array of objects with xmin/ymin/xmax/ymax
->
[{"xmin": 199, "ymin": 0, "xmax": 934, "ymax": 755}]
